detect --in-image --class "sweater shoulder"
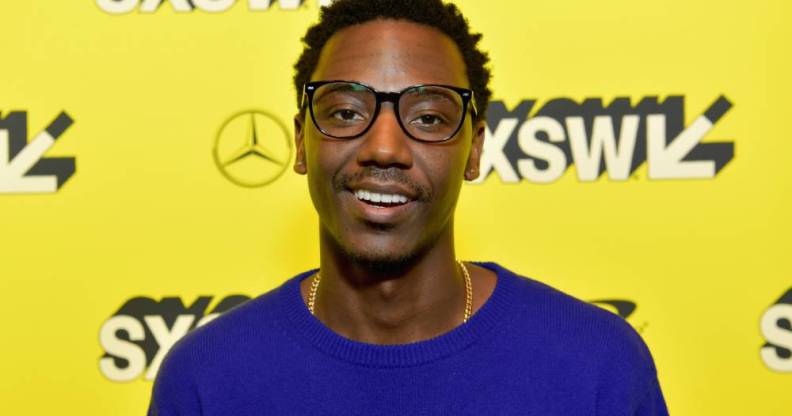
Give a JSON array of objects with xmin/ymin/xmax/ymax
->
[
  {"xmin": 156, "ymin": 280, "xmax": 289, "ymax": 377},
  {"xmin": 492, "ymin": 263, "xmax": 657, "ymax": 373}
]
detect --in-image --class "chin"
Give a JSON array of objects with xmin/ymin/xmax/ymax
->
[
  {"xmin": 336, "ymin": 233, "xmax": 428, "ymax": 273},
  {"xmin": 343, "ymin": 243, "xmax": 418, "ymax": 272}
]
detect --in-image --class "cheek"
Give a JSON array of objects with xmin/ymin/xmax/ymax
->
[
  {"xmin": 304, "ymin": 132, "xmax": 339, "ymax": 206},
  {"xmin": 304, "ymin": 129, "xmax": 327, "ymax": 171},
  {"xmin": 304, "ymin": 131, "xmax": 359, "ymax": 207},
  {"xmin": 419, "ymin": 143, "xmax": 470, "ymax": 208},
  {"xmin": 305, "ymin": 127, "xmax": 336, "ymax": 176}
]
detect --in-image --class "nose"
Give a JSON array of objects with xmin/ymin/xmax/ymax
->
[{"xmin": 355, "ymin": 104, "xmax": 413, "ymax": 169}]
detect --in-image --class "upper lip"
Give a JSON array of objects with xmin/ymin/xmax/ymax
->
[{"xmin": 347, "ymin": 180, "xmax": 419, "ymax": 201}]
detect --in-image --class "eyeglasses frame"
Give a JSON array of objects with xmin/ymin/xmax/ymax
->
[{"xmin": 301, "ymin": 80, "xmax": 478, "ymax": 143}]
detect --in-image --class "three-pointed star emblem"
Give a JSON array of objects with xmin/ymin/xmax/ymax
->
[{"xmin": 213, "ymin": 110, "xmax": 292, "ymax": 188}]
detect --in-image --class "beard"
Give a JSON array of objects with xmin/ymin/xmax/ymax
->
[
  {"xmin": 321, "ymin": 220, "xmax": 441, "ymax": 278},
  {"xmin": 342, "ymin": 241, "xmax": 420, "ymax": 273}
]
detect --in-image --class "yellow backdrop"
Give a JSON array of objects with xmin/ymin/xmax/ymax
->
[{"xmin": 1, "ymin": 0, "xmax": 790, "ymax": 414}]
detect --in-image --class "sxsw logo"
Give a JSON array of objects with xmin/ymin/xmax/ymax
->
[
  {"xmin": 760, "ymin": 287, "xmax": 792, "ymax": 372},
  {"xmin": 0, "ymin": 111, "xmax": 75, "ymax": 194},
  {"xmin": 477, "ymin": 95, "xmax": 734, "ymax": 183},
  {"xmin": 96, "ymin": 0, "xmax": 333, "ymax": 14},
  {"xmin": 99, "ymin": 295, "xmax": 250, "ymax": 382}
]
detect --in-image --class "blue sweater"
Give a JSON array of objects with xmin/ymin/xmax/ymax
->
[{"xmin": 149, "ymin": 262, "xmax": 668, "ymax": 415}]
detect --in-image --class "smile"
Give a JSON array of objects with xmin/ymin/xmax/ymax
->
[
  {"xmin": 346, "ymin": 186, "xmax": 417, "ymax": 225},
  {"xmin": 353, "ymin": 189, "xmax": 410, "ymax": 206}
]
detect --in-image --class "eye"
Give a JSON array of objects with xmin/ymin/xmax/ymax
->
[
  {"xmin": 331, "ymin": 109, "xmax": 365, "ymax": 122},
  {"xmin": 410, "ymin": 114, "xmax": 447, "ymax": 127}
]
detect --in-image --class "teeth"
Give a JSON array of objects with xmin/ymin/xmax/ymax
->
[{"xmin": 354, "ymin": 190, "xmax": 409, "ymax": 205}]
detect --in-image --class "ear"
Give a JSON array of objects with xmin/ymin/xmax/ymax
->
[
  {"xmin": 293, "ymin": 114, "xmax": 307, "ymax": 175},
  {"xmin": 464, "ymin": 119, "xmax": 486, "ymax": 181}
]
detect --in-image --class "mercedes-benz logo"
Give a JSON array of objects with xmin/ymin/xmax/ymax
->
[{"xmin": 213, "ymin": 110, "xmax": 292, "ymax": 188}]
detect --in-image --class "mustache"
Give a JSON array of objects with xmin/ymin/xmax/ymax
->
[{"xmin": 334, "ymin": 166, "xmax": 430, "ymax": 201}]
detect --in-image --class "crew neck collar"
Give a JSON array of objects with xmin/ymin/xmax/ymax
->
[{"xmin": 276, "ymin": 262, "xmax": 518, "ymax": 368}]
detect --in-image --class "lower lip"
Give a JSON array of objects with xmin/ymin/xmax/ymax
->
[{"xmin": 345, "ymin": 191, "xmax": 416, "ymax": 224}]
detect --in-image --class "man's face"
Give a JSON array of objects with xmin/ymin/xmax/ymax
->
[{"xmin": 294, "ymin": 19, "xmax": 485, "ymax": 265}]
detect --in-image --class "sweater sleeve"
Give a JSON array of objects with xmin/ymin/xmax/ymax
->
[
  {"xmin": 594, "ymin": 313, "xmax": 669, "ymax": 416},
  {"xmin": 146, "ymin": 339, "xmax": 204, "ymax": 416},
  {"xmin": 635, "ymin": 375, "xmax": 669, "ymax": 416}
]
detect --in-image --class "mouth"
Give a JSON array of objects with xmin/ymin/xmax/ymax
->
[
  {"xmin": 345, "ymin": 186, "xmax": 418, "ymax": 225},
  {"xmin": 352, "ymin": 189, "xmax": 411, "ymax": 208}
]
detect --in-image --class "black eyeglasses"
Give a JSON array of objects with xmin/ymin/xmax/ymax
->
[{"xmin": 301, "ymin": 80, "xmax": 478, "ymax": 143}]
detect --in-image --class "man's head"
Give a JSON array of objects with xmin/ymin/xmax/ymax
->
[
  {"xmin": 293, "ymin": 0, "xmax": 492, "ymax": 119},
  {"xmin": 292, "ymin": 0, "xmax": 492, "ymax": 269}
]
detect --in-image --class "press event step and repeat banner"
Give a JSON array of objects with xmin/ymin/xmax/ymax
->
[{"xmin": 1, "ymin": 1, "xmax": 790, "ymax": 414}]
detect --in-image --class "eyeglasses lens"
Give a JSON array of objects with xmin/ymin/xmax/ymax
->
[
  {"xmin": 400, "ymin": 86, "xmax": 464, "ymax": 142},
  {"xmin": 312, "ymin": 82, "xmax": 376, "ymax": 138}
]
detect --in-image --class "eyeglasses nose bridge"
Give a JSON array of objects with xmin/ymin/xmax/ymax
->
[
  {"xmin": 367, "ymin": 105, "xmax": 406, "ymax": 140},
  {"xmin": 376, "ymin": 91, "xmax": 401, "ymax": 114},
  {"xmin": 367, "ymin": 91, "xmax": 404, "ymax": 130}
]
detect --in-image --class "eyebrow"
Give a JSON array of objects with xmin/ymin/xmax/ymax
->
[
  {"xmin": 408, "ymin": 87, "xmax": 458, "ymax": 102},
  {"xmin": 318, "ymin": 83, "xmax": 369, "ymax": 95}
]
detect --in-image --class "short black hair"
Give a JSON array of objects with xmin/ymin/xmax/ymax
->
[{"xmin": 293, "ymin": 0, "xmax": 492, "ymax": 120}]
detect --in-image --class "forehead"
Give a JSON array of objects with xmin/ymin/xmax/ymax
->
[{"xmin": 311, "ymin": 19, "xmax": 469, "ymax": 92}]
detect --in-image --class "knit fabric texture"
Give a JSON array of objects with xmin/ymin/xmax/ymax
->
[{"xmin": 148, "ymin": 262, "xmax": 668, "ymax": 415}]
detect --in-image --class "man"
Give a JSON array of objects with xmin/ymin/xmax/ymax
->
[{"xmin": 149, "ymin": 0, "xmax": 668, "ymax": 414}]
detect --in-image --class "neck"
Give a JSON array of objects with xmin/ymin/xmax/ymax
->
[{"xmin": 310, "ymin": 226, "xmax": 467, "ymax": 345}]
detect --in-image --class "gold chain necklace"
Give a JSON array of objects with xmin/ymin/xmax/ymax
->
[{"xmin": 308, "ymin": 260, "xmax": 473, "ymax": 323}]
